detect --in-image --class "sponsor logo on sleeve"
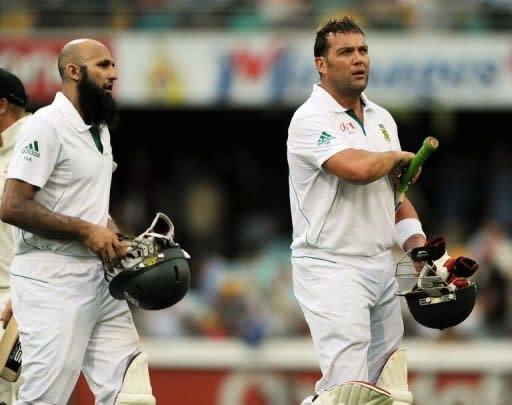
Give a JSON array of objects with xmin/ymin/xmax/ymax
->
[
  {"xmin": 21, "ymin": 140, "xmax": 40, "ymax": 161},
  {"xmin": 317, "ymin": 131, "xmax": 335, "ymax": 146}
]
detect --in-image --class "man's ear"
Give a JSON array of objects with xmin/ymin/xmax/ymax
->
[
  {"xmin": 66, "ymin": 63, "xmax": 81, "ymax": 82},
  {"xmin": 315, "ymin": 56, "xmax": 326, "ymax": 76},
  {"xmin": 0, "ymin": 98, "xmax": 8, "ymax": 115}
]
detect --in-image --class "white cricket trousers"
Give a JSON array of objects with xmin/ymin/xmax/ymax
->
[
  {"xmin": 292, "ymin": 250, "xmax": 403, "ymax": 404},
  {"xmin": 10, "ymin": 254, "xmax": 140, "ymax": 405}
]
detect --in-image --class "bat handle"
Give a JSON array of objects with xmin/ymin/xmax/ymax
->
[{"xmin": 397, "ymin": 136, "xmax": 439, "ymax": 193}]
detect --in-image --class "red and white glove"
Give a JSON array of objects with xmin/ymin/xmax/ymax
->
[
  {"xmin": 411, "ymin": 236, "xmax": 479, "ymax": 290},
  {"xmin": 434, "ymin": 254, "xmax": 479, "ymax": 290}
]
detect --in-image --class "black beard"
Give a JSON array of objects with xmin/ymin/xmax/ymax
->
[{"xmin": 78, "ymin": 67, "xmax": 119, "ymax": 130}]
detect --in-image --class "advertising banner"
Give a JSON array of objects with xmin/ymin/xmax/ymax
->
[
  {"xmin": 0, "ymin": 35, "xmax": 112, "ymax": 105},
  {"xmin": 1, "ymin": 32, "xmax": 512, "ymax": 109},
  {"xmin": 114, "ymin": 32, "xmax": 512, "ymax": 109}
]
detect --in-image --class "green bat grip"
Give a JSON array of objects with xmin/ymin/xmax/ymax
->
[{"xmin": 397, "ymin": 136, "xmax": 439, "ymax": 192}]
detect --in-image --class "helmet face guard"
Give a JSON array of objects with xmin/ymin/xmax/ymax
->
[{"xmin": 396, "ymin": 253, "xmax": 478, "ymax": 330}]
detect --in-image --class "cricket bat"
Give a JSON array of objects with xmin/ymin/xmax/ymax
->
[
  {"xmin": 0, "ymin": 316, "xmax": 22, "ymax": 382},
  {"xmin": 395, "ymin": 136, "xmax": 439, "ymax": 213}
]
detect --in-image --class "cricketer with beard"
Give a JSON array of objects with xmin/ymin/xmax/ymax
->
[{"xmin": 0, "ymin": 39, "xmax": 155, "ymax": 405}]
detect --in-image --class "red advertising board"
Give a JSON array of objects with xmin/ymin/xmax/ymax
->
[
  {"xmin": 65, "ymin": 339, "xmax": 512, "ymax": 404},
  {"xmin": 0, "ymin": 37, "xmax": 112, "ymax": 105},
  {"xmin": 70, "ymin": 368, "xmax": 321, "ymax": 405},
  {"xmin": 70, "ymin": 368, "xmax": 512, "ymax": 405}
]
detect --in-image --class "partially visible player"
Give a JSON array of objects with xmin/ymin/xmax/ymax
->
[
  {"xmin": 287, "ymin": 17, "xmax": 427, "ymax": 404},
  {"xmin": 0, "ymin": 39, "xmax": 155, "ymax": 404},
  {"xmin": 0, "ymin": 68, "xmax": 31, "ymax": 404}
]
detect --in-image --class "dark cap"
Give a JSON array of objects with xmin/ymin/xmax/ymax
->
[{"xmin": 0, "ymin": 68, "xmax": 28, "ymax": 107}]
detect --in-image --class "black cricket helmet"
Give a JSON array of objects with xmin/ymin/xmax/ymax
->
[
  {"xmin": 109, "ymin": 246, "xmax": 190, "ymax": 310},
  {"xmin": 395, "ymin": 252, "xmax": 477, "ymax": 330},
  {"xmin": 107, "ymin": 213, "xmax": 191, "ymax": 310}
]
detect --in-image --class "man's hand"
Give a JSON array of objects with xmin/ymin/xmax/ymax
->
[
  {"xmin": 0, "ymin": 300, "xmax": 13, "ymax": 329},
  {"xmin": 388, "ymin": 152, "xmax": 422, "ymax": 188},
  {"xmin": 82, "ymin": 224, "xmax": 130, "ymax": 271},
  {"xmin": 403, "ymin": 234, "xmax": 427, "ymax": 273}
]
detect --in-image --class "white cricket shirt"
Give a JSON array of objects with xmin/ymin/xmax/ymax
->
[
  {"xmin": 0, "ymin": 114, "xmax": 32, "ymax": 287},
  {"xmin": 287, "ymin": 84, "xmax": 402, "ymax": 260},
  {"xmin": 7, "ymin": 92, "xmax": 115, "ymax": 258}
]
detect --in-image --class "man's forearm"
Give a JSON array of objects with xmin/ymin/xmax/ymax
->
[{"xmin": 2, "ymin": 199, "xmax": 90, "ymax": 241}]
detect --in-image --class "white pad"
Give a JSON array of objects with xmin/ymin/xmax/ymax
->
[
  {"xmin": 314, "ymin": 381, "xmax": 393, "ymax": 405},
  {"xmin": 376, "ymin": 349, "xmax": 413, "ymax": 405},
  {"xmin": 114, "ymin": 352, "xmax": 156, "ymax": 405},
  {"xmin": 0, "ymin": 377, "xmax": 14, "ymax": 404}
]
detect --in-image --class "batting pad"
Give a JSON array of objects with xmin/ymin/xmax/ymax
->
[
  {"xmin": 376, "ymin": 349, "xmax": 413, "ymax": 405},
  {"xmin": 114, "ymin": 352, "xmax": 156, "ymax": 405},
  {"xmin": 314, "ymin": 381, "xmax": 393, "ymax": 405}
]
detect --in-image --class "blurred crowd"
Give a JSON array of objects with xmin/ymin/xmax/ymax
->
[{"xmin": 2, "ymin": 0, "xmax": 512, "ymax": 32}]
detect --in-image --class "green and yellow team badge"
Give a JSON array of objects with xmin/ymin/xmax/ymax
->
[
  {"xmin": 379, "ymin": 124, "xmax": 391, "ymax": 143},
  {"xmin": 143, "ymin": 256, "xmax": 159, "ymax": 267}
]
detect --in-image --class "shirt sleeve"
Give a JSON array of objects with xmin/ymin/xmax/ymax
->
[
  {"xmin": 7, "ymin": 117, "xmax": 61, "ymax": 189},
  {"xmin": 288, "ymin": 113, "xmax": 353, "ymax": 169}
]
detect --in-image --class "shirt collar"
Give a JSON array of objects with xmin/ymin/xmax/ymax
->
[{"xmin": 53, "ymin": 92, "xmax": 97, "ymax": 134}]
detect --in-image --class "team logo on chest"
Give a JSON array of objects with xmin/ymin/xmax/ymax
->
[{"xmin": 378, "ymin": 124, "xmax": 391, "ymax": 143}]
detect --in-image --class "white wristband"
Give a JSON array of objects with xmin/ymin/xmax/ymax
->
[{"xmin": 394, "ymin": 218, "xmax": 426, "ymax": 251}]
